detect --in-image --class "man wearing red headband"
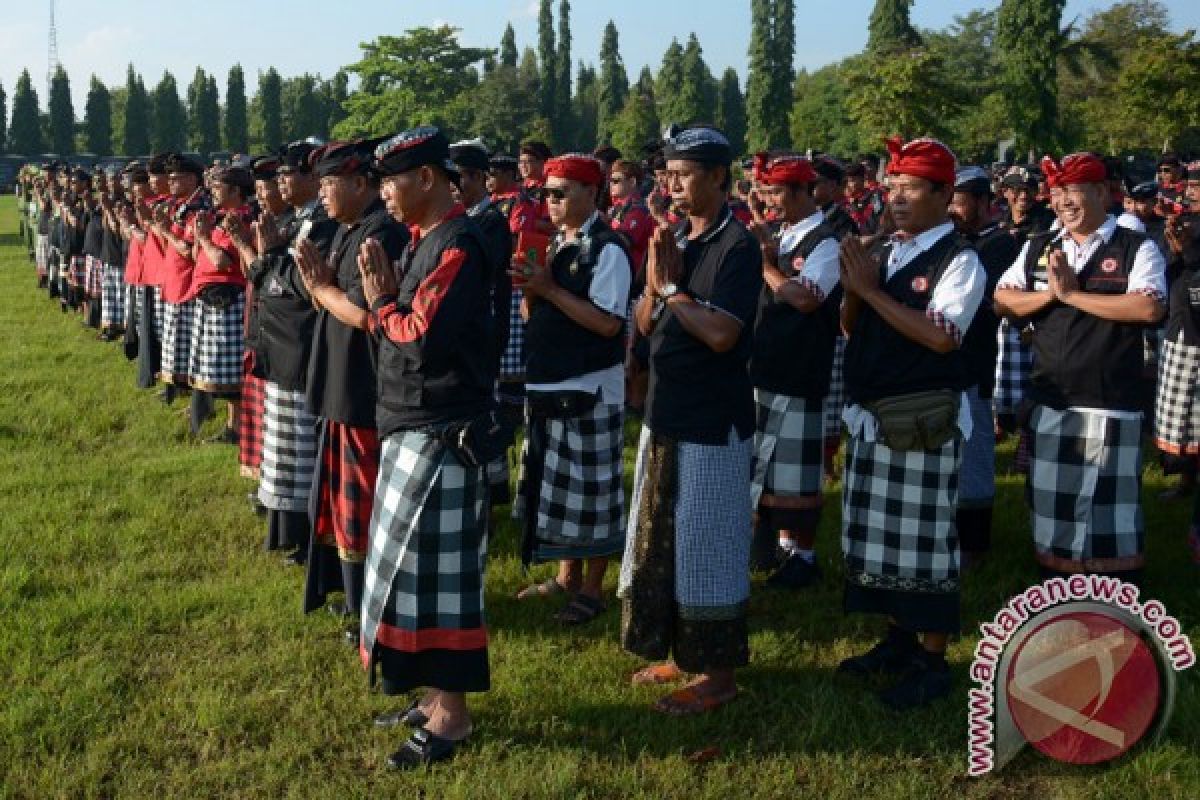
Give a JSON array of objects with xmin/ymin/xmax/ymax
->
[
  {"xmin": 1159, "ymin": 161, "xmax": 1200, "ymax": 561},
  {"xmin": 747, "ymin": 154, "xmax": 842, "ymax": 590},
  {"xmin": 995, "ymin": 152, "xmax": 1166, "ymax": 582},
  {"xmin": 837, "ymin": 137, "xmax": 985, "ymax": 710},
  {"xmin": 512, "ymin": 153, "xmax": 630, "ymax": 627}
]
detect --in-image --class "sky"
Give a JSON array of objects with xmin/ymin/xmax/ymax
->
[{"xmin": 2, "ymin": 0, "xmax": 1200, "ymax": 112}]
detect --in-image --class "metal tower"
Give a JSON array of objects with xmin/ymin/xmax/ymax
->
[{"xmin": 47, "ymin": 0, "xmax": 60, "ymax": 94}]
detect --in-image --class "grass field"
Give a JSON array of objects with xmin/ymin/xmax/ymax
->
[{"xmin": 0, "ymin": 194, "xmax": 1197, "ymax": 799}]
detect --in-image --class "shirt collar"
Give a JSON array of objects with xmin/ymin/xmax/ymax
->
[
  {"xmin": 1052, "ymin": 214, "xmax": 1117, "ymax": 246},
  {"xmin": 779, "ymin": 209, "xmax": 825, "ymax": 251},
  {"xmin": 467, "ymin": 196, "xmax": 493, "ymax": 217},
  {"xmin": 555, "ymin": 210, "xmax": 602, "ymax": 247},
  {"xmin": 679, "ymin": 204, "xmax": 733, "ymax": 245},
  {"xmin": 891, "ymin": 220, "xmax": 955, "ymax": 252}
]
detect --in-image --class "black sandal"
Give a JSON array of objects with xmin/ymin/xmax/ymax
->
[
  {"xmin": 555, "ymin": 594, "xmax": 607, "ymax": 626},
  {"xmin": 373, "ymin": 698, "xmax": 430, "ymax": 729},
  {"xmin": 386, "ymin": 727, "xmax": 466, "ymax": 770}
]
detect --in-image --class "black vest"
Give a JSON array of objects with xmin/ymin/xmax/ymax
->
[
  {"xmin": 1025, "ymin": 226, "xmax": 1148, "ymax": 411},
  {"xmin": 524, "ymin": 220, "xmax": 628, "ymax": 384},
  {"xmin": 375, "ymin": 214, "xmax": 495, "ymax": 436},
  {"xmin": 749, "ymin": 221, "xmax": 841, "ymax": 399},
  {"xmin": 960, "ymin": 225, "xmax": 1021, "ymax": 397},
  {"xmin": 844, "ymin": 232, "xmax": 973, "ymax": 404}
]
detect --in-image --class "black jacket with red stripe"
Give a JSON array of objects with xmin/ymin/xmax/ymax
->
[{"xmin": 370, "ymin": 206, "xmax": 495, "ymax": 438}]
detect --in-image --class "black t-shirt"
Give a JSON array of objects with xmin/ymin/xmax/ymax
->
[
  {"xmin": 82, "ymin": 209, "xmax": 105, "ymax": 259},
  {"xmin": 645, "ymin": 206, "xmax": 763, "ymax": 444},
  {"xmin": 305, "ymin": 200, "xmax": 410, "ymax": 427}
]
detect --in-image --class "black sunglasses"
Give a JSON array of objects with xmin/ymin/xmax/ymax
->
[{"xmin": 539, "ymin": 187, "xmax": 569, "ymax": 201}]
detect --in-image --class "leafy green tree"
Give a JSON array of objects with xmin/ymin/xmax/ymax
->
[
  {"xmin": 610, "ymin": 91, "xmax": 660, "ymax": 159},
  {"xmin": 537, "ymin": 0, "xmax": 557, "ymax": 134},
  {"xmin": 122, "ymin": 68, "xmax": 151, "ymax": 155},
  {"xmin": 253, "ymin": 68, "xmax": 284, "ymax": 151},
  {"xmin": 8, "ymin": 69, "xmax": 43, "ymax": 155},
  {"xmin": 789, "ymin": 64, "xmax": 862, "ymax": 156},
  {"xmin": 925, "ymin": 10, "xmax": 1007, "ymax": 161},
  {"xmin": 224, "ymin": 65, "xmax": 249, "ymax": 153},
  {"xmin": 868, "ymin": 0, "xmax": 922, "ymax": 53},
  {"xmin": 83, "ymin": 76, "xmax": 112, "ymax": 156},
  {"xmin": 151, "ymin": 71, "xmax": 186, "ymax": 152},
  {"xmin": 0, "ymin": 82, "xmax": 7, "ymax": 154},
  {"xmin": 500, "ymin": 24, "xmax": 519, "ymax": 68},
  {"xmin": 187, "ymin": 67, "xmax": 221, "ymax": 155},
  {"xmin": 655, "ymin": 39, "xmax": 684, "ymax": 126},
  {"xmin": 335, "ymin": 26, "xmax": 491, "ymax": 138},
  {"xmin": 843, "ymin": 48, "xmax": 961, "ymax": 142},
  {"xmin": 596, "ymin": 21, "xmax": 628, "ymax": 145},
  {"xmin": 1107, "ymin": 31, "xmax": 1200, "ymax": 152},
  {"xmin": 473, "ymin": 62, "xmax": 538, "ymax": 153},
  {"xmin": 319, "ymin": 71, "xmax": 350, "ymax": 138},
  {"xmin": 676, "ymin": 34, "xmax": 717, "ymax": 126},
  {"xmin": 996, "ymin": 0, "xmax": 1065, "ymax": 155},
  {"xmin": 554, "ymin": 0, "xmax": 573, "ymax": 147},
  {"xmin": 716, "ymin": 69, "xmax": 747, "ymax": 156},
  {"xmin": 48, "ymin": 65, "xmax": 75, "ymax": 155},
  {"xmin": 281, "ymin": 74, "xmax": 324, "ymax": 143},
  {"xmin": 746, "ymin": 0, "xmax": 794, "ymax": 150},
  {"xmin": 574, "ymin": 64, "xmax": 599, "ymax": 151}
]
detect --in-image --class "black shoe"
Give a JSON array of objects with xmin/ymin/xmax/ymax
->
[
  {"xmin": 246, "ymin": 493, "xmax": 266, "ymax": 516},
  {"xmin": 206, "ymin": 427, "xmax": 238, "ymax": 445},
  {"xmin": 879, "ymin": 654, "xmax": 953, "ymax": 710},
  {"xmin": 386, "ymin": 728, "xmax": 465, "ymax": 770},
  {"xmin": 766, "ymin": 554, "xmax": 822, "ymax": 589},
  {"xmin": 750, "ymin": 524, "xmax": 780, "ymax": 571},
  {"xmin": 374, "ymin": 699, "xmax": 430, "ymax": 729},
  {"xmin": 282, "ymin": 550, "xmax": 306, "ymax": 567},
  {"xmin": 837, "ymin": 630, "xmax": 920, "ymax": 678}
]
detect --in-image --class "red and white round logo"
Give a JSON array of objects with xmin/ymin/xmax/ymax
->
[
  {"xmin": 1101, "ymin": 257, "xmax": 1119, "ymax": 273},
  {"xmin": 911, "ymin": 276, "xmax": 929, "ymax": 293},
  {"xmin": 792, "ymin": 255, "xmax": 806, "ymax": 270},
  {"xmin": 1005, "ymin": 611, "xmax": 1161, "ymax": 765}
]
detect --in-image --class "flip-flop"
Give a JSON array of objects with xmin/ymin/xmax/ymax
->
[
  {"xmin": 554, "ymin": 594, "xmax": 606, "ymax": 625},
  {"xmin": 515, "ymin": 578, "xmax": 568, "ymax": 600},
  {"xmin": 652, "ymin": 685, "xmax": 738, "ymax": 716},
  {"xmin": 631, "ymin": 663, "xmax": 686, "ymax": 686}
]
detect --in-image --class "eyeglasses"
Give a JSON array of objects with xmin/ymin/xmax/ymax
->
[
  {"xmin": 541, "ymin": 187, "xmax": 568, "ymax": 202},
  {"xmin": 610, "ymin": 175, "xmax": 630, "ymax": 183},
  {"xmin": 1158, "ymin": 167, "xmax": 1176, "ymax": 173}
]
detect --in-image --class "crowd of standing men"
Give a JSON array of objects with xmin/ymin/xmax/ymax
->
[{"xmin": 13, "ymin": 124, "xmax": 1200, "ymax": 768}]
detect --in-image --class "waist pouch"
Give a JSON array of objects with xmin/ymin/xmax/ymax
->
[
  {"xmin": 865, "ymin": 389, "xmax": 959, "ymax": 451},
  {"xmin": 526, "ymin": 389, "xmax": 599, "ymax": 420},
  {"xmin": 198, "ymin": 283, "xmax": 242, "ymax": 309},
  {"xmin": 438, "ymin": 411, "xmax": 515, "ymax": 469}
]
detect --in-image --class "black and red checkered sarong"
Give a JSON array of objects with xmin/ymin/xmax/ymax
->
[
  {"xmin": 239, "ymin": 357, "xmax": 266, "ymax": 479},
  {"xmin": 312, "ymin": 420, "xmax": 380, "ymax": 561}
]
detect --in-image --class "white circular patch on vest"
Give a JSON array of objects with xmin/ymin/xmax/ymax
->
[
  {"xmin": 911, "ymin": 276, "xmax": 929, "ymax": 292},
  {"xmin": 792, "ymin": 255, "xmax": 806, "ymax": 270},
  {"xmin": 1101, "ymin": 257, "xmax": 1119, "ymax": 273}
]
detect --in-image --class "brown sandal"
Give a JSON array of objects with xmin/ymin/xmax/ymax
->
[
  {"xmin": 631, "ymin": 663, "xmax": 686, "ymax": 686},
  {"xmin": 515, "ymin": 578, "xmax": 568, "ymax": 600},
  {"xmin": 652, "ymin": 685, "xmax": 738, "ymax": 716}
]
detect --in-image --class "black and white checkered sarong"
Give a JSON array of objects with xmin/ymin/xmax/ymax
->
[
  {"xmin": 1028, "ymin": 406, "xmax": 1145, "ymax": 573},
  {"xmin": 842, "ymin": 433, "xmax": 961, "ymax": 592},
  {"xmin": 100, "ymin": 264, "xmax": 125, "ymax": 329},
  {"xmin": 361, "ymin": 431, "xmax": 488, "ymax": 669},
  {"xmin": 498, "ymin": 290, "xmax": 526, "ymax": 380},
  {"xmin": 187, "ymin": 292, "xmax": 245, "ymax": 392},
  {"xmin": 152, "ymin": 287, "xmax": 165, "ymax": 342},
  {"xmin": 752, "ymin": 389, "xmax": 824, "ymax": 510},
  {"xmin": 258, "ymin": 383, "xmax": 319, "ymax": 512},
  {"xmin": 1154, "ymin": 336, "xmax": 1200, "ymax": 457},
  {"xmin": 84, "ymin": 255, "xmax": 103, "ymax": 297},
  {"xmin": 993, "ymin": 319, "xmax": 1033, "ymax": 415},
  {"xmin": 823, "ymin": 335, "xmax": 847, "ymax": 438},
  {"xmin": 159, "ymin": 299, "xmax": 195, "ymax": 383},
  {"xmin": 513, "ymin": 400, "xmax": 625, "ymax": 562}
]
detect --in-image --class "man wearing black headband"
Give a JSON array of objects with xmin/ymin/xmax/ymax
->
[
  {"xmin": 356, "ymin": 126, "xmax": 495, "ymax": 769},
  {"xmin": 295, "ymin": 139, "xmax": 408, "ymax": 639},
  {"xmin": 949, "ymin": 166, "xmax": 1021, "ymax": 568},
  {"xmin": 620, "ymin": 125, "xmax": 762, "ymax": 715},
  {"xmin": 451, "ymin": 139, "xmax": 516, "ymax": 514}
]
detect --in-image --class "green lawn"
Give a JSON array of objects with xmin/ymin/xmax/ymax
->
[{"xmin": 0, "ymin": 194, "xmax": 1196, "ymax": 799}]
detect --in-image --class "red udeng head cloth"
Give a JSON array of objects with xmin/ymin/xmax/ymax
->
[
  {"xmin": 544, "ymin": 154, "xmax": 605, "ymax": 187},
  {"xmin": 1040, "ymin": 152, "xmax": 1106, "ymax": 189},
  {"xmin": 753, "ymin": 152, "xmax": 818, "ymax": 186},
  {"xmin": 884, "ymin": 136, "xmax": 956, "ymax": 186}
]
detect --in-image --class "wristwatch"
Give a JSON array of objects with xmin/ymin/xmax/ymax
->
[{"xmin": 658, "ymin": 282, "xmax": 680, "ymax": 301}]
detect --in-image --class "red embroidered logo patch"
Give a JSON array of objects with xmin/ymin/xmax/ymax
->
[
  {"xmin": 792, "ymin": 255, "xmax": 806, "ymax": 270},
  {"xmin": 912, "ymin": 276, "xmax": 929, "ymax": 292},
  {"xmin": 1101, "ymin": 257, "xmax": 1119, "ymax": 273}
]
